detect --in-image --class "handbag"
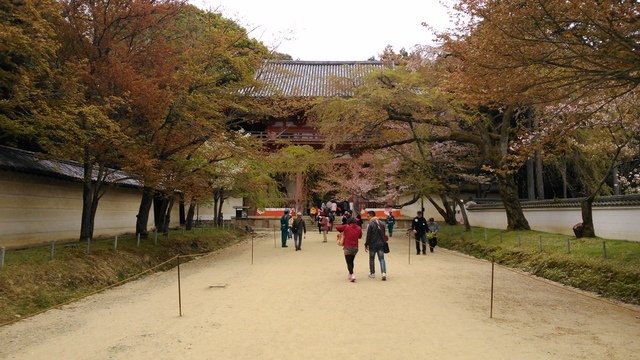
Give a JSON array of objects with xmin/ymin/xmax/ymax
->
[
  {"xmin": 383, "ymin": 241, "xmax": 390, "ymax": 253},
  {"xmin": 336, "ymin": 232, "xmax": 344, "ymax": 246}
]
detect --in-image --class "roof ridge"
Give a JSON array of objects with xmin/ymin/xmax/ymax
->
[{"xmin": 263, "ymin": 60, "xmax": 384, "ymax": 65}]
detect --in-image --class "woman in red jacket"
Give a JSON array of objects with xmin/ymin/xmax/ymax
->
[{"xmin": 336, "ymin": 217, "xmax": 362, "ymax": 282}]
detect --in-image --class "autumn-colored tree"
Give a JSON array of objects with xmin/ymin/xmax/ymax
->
[
  {"xmin": 52, "ymin": 0, "xmax": 184, "ymax": 240},
  {"xmin": 441, "ymin": 0, "xmax": 640, "ymax": 235},
  {"xmin": 0, "ymin": 0, "xmax": 79, "ymax": 150},
  {"xmin": 116, "ymin": 5, "xmax": 270, "ymax": 236}
]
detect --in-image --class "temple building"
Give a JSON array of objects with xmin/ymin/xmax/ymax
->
[{"xmin": 239, "ymin": 60, "xmax": 387, "ymax": 215}]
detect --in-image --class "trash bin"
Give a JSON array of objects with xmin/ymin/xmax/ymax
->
[
  {"xmin": 572, "ymin": 223, "xmax": 584, "ymax": 238},
  {"xmin": 235, "ymin": 208, "xmax": 243, "ymax": 219}
]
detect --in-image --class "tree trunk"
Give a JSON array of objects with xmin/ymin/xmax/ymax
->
[
  {"xmin": 155, "ymin": 195, "xmax": 170, "ymax": 234},
  {"xmin": 153, "ymin": 192, "xmax": 165, "ymax": 230},
  {"xmin": 213, "ymin": 188, "xmax": 223, "ymax": 224},
  {"xmin": 561, "ymin": 160, "xmax": 568, "ymax": 198},
  {"xmin": 427, "ymin": 195, "xmax": 457, "ymax": 225},
  {"xmin": 612, "ymin": 166, "xmax": 620, "ymax": 195},
  {"xmin": 79, "ymin": 158, "xmax": 107, "ymax": 241},
  {"xmin": 217, "ymin": 193, "xmax": 224, "ymax": 226},
  {"xmin": 185, "ymin": 197, "xmax": 196, "ymax": 230},
  {"xmin": 526, "ymin": 158, "xmax": 535, "ymax": 200},
  {"xmin": 580, "ymin": 196, "xmax": 596, "ymax": 237},
  {"xmin": 161, "ymin": 195, "xmax": 174, "ymax": 235},
  {"xmin": 535, "ymin": 150, "xmax": 544, "ymax": 199},
  {"xmin": 496, "ymin": 172, "xmax": 531, "ymax": 230},
  {"xmin": 80, "ymin": 189, "xmax": 94, "ymax": 240},
  {"xmin": 454, "ymin": 197, "xmax": 472, "ymax": 231},
  {"xmin": 136, "ymin": 187, "xmax": 155, "ymax": 237}
]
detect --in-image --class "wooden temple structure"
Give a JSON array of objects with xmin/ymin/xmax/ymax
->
[{"xmin": 241, "ymin": 60, "xmax": 386, "ymax": 214}]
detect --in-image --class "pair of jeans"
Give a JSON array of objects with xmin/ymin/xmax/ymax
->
[
  {"xmin": 293, "ymin": 232, "xmax": 303, "ymax": 249},
  {"xmin": 368, "ymin": 247, "xmax": 386, "ymax": 274}
]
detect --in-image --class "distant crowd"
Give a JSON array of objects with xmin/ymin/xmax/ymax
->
[{"xmin": 279, "ymin": 202, "xmax": 440, "ymax": 283}]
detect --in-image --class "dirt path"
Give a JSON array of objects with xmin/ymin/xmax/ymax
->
[{"xmin": 1, "ymin": 230, "xmax": 639, "ymax": 360}]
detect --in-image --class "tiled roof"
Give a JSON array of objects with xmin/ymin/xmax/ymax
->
[
  {"xmin": 0, "ymin": 145, "xmax": 141, "ymax": 187},
  {"xmin": 467, "ymin": 194, "xmax": 640, "ymax": 210},
  {"xmin": 248, "ymin": 60, "xmax": 386, "ymax": 97}
]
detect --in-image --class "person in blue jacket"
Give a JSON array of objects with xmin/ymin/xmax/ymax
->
[
  {"xmin": 280, "ymin": 209, "xmax": 290, "ymax": 247},
  {"xmin": 386, "ymin": 213, "xmax": 396, "ymax": 237}
]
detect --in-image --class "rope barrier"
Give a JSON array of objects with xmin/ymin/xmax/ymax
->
[
  {"xmin": 440, "ymin": 246, "xmax": 640, "ymax": 315},
  {"xmin": 0, "ymin": 254, "xmax": 190, "ymax": 327}
]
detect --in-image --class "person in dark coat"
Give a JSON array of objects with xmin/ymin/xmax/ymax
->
[
  {"xmin": 291, "ymin": 212, "xmax": 306, "ymax": 251},
  {"xmin": 411, "ymin": 211, "xmax": 428, "ymax": 255},
  {"xmin": 280, "ymin": 209, "xmax": 290, "ymax": 248},
  {"xmin": 365, "ymin": 210, "xmax": 388, "ymax": 281}
]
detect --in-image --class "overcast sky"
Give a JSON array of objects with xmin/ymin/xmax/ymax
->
[{"xmin": 190, "ymin": 0, "xmax": 455, "ymax": 61}]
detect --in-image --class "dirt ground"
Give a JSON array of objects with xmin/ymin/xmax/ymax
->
[{"xmin": 1, "ymin": 229, "xmax": 639, "ymax": 360}]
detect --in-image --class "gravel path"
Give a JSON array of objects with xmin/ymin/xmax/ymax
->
[{"xmin": 1, "ymin": 229, "xmax": 639, "ymax": 359}]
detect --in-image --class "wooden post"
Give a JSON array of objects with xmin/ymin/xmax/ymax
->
[
  {"xmin": 602, "ymin": 241, "xmax": 607, "ymax": 259},
  {"xmin": 137, "ymin": 233, "xmax": 141, "ymax": 247},
  {"xmin": 408, "ymin": 231, "xmax": 411, "ymax": 265},
  {"xmin": 0, "ymin": 247, "xmax": 5, "ymax": 268},
  {"xmin": 490, "ymin": 257, "xmax": 495, "ymax": 318},
  {"xmin": 114, "ymin": 235, "xmax": 118, "ymax": 250},
  {"xmin": 538, "ymin": 236, "xmax": 542, "ymax": 252},
  {"xmin": 50, "ymin": 241, "xmax": 55, "ymax": 260},
  {"xmin": 177, "ymin": 256, "xmax": 182, "ymax": 317}
]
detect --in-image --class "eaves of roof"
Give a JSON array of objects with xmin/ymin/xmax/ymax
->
[
  {"xmin": 467, "ymin": 195, "xmax": 640, "ymax": 210},
  {"xmin": 0, "ymin": 145, "xmax": 142, "ymax": 188}
]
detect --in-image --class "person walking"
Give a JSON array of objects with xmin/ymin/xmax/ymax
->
[
  {"xmin": 292, "ymin": 212, "xmax": 306, "ymax": 251},
  {"xmin": 386, "ymin": 212, "xmax": 396, "ymax": 237},
  {"xmin": 280, "ymin": 209, "xmax": 290, "ymax": 248},
  {"xmin": 365, "ymin": 210, "xmax": 388, "ymax": 281},
  {"xmin": 426, "ymin": 217, "xmax": 440, "ymax": 253},
  {"xmin": 309, "ymin": 206, "xmax": 317, "ymax": 224},
  {"xmin": 341, "ymin": 211, "xmax": 351, "ymax": 225},
  {"xmin": 336, "ymin": 217, "xmax": 362, "ymax": 282},
  {"xmin": 320, "ymin": 214, "xmax": 329, "ymax": 242},
  {"xmin": 411, "ymin": 211, "xmax": 428, "ymax": 255}
]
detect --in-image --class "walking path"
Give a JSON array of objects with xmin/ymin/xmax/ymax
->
[{"xmin": 1, "ymin": 229, "xmax": 639, "ymax": 359}]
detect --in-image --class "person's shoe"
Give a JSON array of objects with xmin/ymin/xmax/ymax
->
[
  {"xmin": 349, "ymin": 274, "xmax": 356, "ymax": 282},
  {"xmin": 430, "ymin": 247, "xmax": 434, "ymax": 253},
  {"xmin": 416, "ymin": 252, "xmax": 420, "ymax": 255},
  {"xmin": 282, "ymin": 245, "xmax": 288, "ymax": 247},
  {"xmin": 368, "ymin": 273, "xmax": 375, "ymax": 279},
  {"xmin": 422, "ymin": 251, "xmax": 426, "ymax": 255},
  {"xmin": 381, "ymin": 273, "xmax": 386, "ymax": 281}
]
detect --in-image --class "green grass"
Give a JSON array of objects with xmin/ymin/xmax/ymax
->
[
  {"xmin": 0, "ymin": 227, "xmax": 247, "ymax": 326},
  {"xmin": 438, "ymin": 226, "xmax": 640, "ymax": 305}
]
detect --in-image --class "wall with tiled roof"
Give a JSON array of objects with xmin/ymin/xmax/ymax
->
[{"xmin": 466, "ymin": 198, "xmax": 640, "ymax": 241}]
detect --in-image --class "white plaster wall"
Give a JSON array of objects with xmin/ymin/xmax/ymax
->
[
  {"xmin": 192, "ymin": 197, "xmax": 242, "ymax": 220},
  {"xmin": 0, "ymin": 171, "xmax": 180, "ymax": 248},
  {"xmin": 466, "ymin": 206, "xmax": 640, "ymax": 241}
]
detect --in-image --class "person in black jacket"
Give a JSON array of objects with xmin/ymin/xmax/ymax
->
[{"xmin": 411, "ymin": 211, "xmax": 428, "ymax": 255}]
